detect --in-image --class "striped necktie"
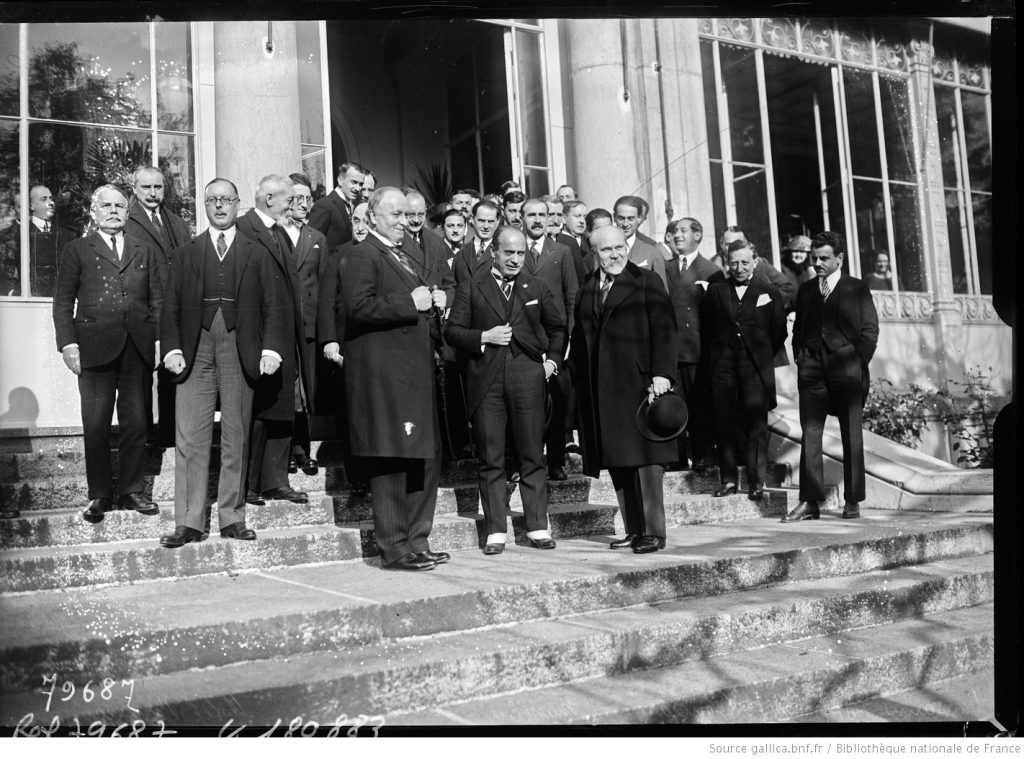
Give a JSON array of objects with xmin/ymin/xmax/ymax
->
[{"xmin": 820, "ymin": 276, "xmax": 832, "ymax": 301}]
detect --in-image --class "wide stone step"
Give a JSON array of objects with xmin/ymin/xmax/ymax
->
[
  {"xmin": 0, "ymin": 514, "xmax": 992, "ymax": 694},
  {"xmin": 0, "ymin": 553, "xmax": 992, "ymax": 726},
  {"xmin": 0, "ymin": 514, "xmax": 482, "ymax": 594},
  {"xmin": 392, "ymin": 603, "xmax": 993, "ymax": 725}
]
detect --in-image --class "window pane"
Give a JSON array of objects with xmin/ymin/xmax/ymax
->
[
  {"xmin": 843, "ymin": 69, "xmax": 881, "ymax": 178},
  {"xmin": 515, "ymin": 30, "xmax": 547, "ymax": 168},
  {"xmin": 476, "ymin": 25, "xmax": 509, "ymax": 122},
  {"xmin": 29, "ymin": 23, "xmax": 152, "ymax": 128},
  {"xmin": 890, "ymin": 184, "xmax": 926, "ymax": 292},
  {"xmin": 719, "ymin": 44, "xmax": 763, "ymax": 165},
  {"xmin": 878, "ymin": 75, "xmax": 915, "ymax": 182},
  {"xmin": 934, "ymin": 86, "xmax": 964, "ymax": 191},
  {"xmin": 0, "ymin": 119, "xmax": 19, "ymax": 296},
  {"xmin": 0, "ymin": 24, "xmax": 18, "ymax": 117},
  {"xmin": 157, "ymin": 132, "xmax": 195, "ymax": 236},
  {"xmin": 481, "ymin": 121, "xmax": 512, "ymax": 196},
  {"xmin": 853, "ymin": 178, "xmax": 885, "ymax": 276},
  {"xmin": 523, "ymin": 167, "xmax": 549, "ymax": 198},
  {"xmin": 449, "ymin": 138, "xmax": 479, "ymax": 192},
  {"xmin": 29, "ymin": 122, "xmax": 152, "ymax": 237},
  {"xmin": 972, "ymin": 192, "xmax": 992, "ymax": 295},
  {"xmin": 733, "ymin": 170, "xmax": 771, "ymax": 258},
  {"xmin": 700, "ymin": 41, "xmax": 721, "ymax": 160},
  {"xmin": 301, "ymin": 145, "xmax": 327, "ymax": 201},
  {"xmin": 945, "ymin": 190, "xmax": 969, "ymax": 294},
  {"xmin": 155, "ymin": 22, "xmax": 193, "ymax": 132},
  {"xmin": 709, "ymin": 160, "xmax": 726, "ymax": 239},
  {"xmin": 960, "ymin": 91, "xmax": 990, "ymax": 192},
  {"xmin": 295, "ymin": 21, "xmax": 324, "ymax": 146}
]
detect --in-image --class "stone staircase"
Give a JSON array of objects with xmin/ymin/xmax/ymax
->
[{"xmin": 0, "ymin": 428, "xmax": 994, "ymax": 728}]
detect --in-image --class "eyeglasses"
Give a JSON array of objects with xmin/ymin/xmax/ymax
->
[{"xmin": 205, "ymin": 196, "xmax": 239, "ymax": 206}]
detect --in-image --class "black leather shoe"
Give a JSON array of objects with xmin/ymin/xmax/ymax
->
[
  {"xmin": 118, "ymin": 492, "xmax": 159, "ymax": 516},
  {"xmin": 482, "ymin": 543, "xmax": 505, "ymax": 555},
  {"xmin": 1, "ymin": 506, "xmax": 20, "ymax": 519},
  {"xmin": 83, "ymin": 497, "xmax": 114, "ymax": 524},
  {"xmin": 842, "ymin": 502, "xmax": 861, "ymax": 519},
  {"xmin": 245, "ymin": 490, "xmax": 266, "ymax": 506},
  {"xmin": 747, "ymin": 483, "xmax": 764, "ymax": 501},
  {"xmin": 633, "ymin": 535, "xmax": 666, "ymax": 554},
  {"xmin": 609, "ymin": 534, "xmax": 638, "ymax": 549},
  {"xmin": 713, "ymin": 483, "xmax": 738, "ymax": 498},
  {"xmin": 261, "ymin": 486, "xmax": 309, "ymax": 504},
  {"xmin": 381, "ymin": 552, "xmax": 436, "ymax": 571},
  {"xmin": 220, "ymin": 522, "xmax": 257, "ymax": 540},
  {"xmin": 528, "ymin": 537, "xmax": 556, "ymax": 549},
  {"xmin": 300, "ymin": 458, "xmax": 319, "ymax": 476},
  {"xmin": 418, "ymin": 550, "xmax": 450, "ymax": 564},
  {"xmin": 782, "ymin": 501, "xmax": 820, "ymax": 522},
  {"xmin": 692, "ymin": 457, "xmax": 713, "ymax": 473},
  {"xmin": 287, "ymin": 456, "xmax": 299, "ymax": 474},
  {"xmin": 160, "ymin": 525, "xmax": 205, "ymax": 548},
  {"xmin": 547, "ymin": 466, "xmax": 567, "ymax": 481}
]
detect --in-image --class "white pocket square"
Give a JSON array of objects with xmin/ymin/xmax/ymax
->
[
  {"xmin": 697, "ymin": 280, "xmax": 709, "ymax": 291},
  {"xmin": 525, "ymin": 299, "xmax": 539, "ymax": 306},
  {"xmin": 756, "ymin": 293, "xmax": 772, "ymax": 307},
  {"xmin": 638, "ymin": 259, "xmax": 649, "ymax": 267}
]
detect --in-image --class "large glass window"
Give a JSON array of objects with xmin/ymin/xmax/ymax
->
[
  {"xmin": 296, "ymin": 20, "xmax": 328, "ymax": 199},
  {"xmin": 0, "ymin": 21, "xmax": 196, "ymax": 299}
]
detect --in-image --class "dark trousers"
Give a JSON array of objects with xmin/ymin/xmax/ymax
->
[
  {"xmin": 79, "ymin": 340, "xmax": 150, "ymax": 498},
  {"xmin": 798, "ymin": 343, "xmax": 867, "ymax": 503},
  {"xmin": 471, "ymin": 351, "xmax": 548, "ymax": 536},
  {"xmin": 359, "ymin": 453, "xmax": 441, "ymax": 564},
  {"xmin": 543, "ymin": 370, "xmax": 570, "ymax": 468},
  {"xmin": 152, "ymin": 366, "xmax": 176, "ymax": 446},
  {"xmin": 711, "ymin": 348, "xmax": 770, "ymax": 486},
  {"xmin": 248, "ymin": 419, "xmax": 293, "ymax": 492},
  {"xmin": 175, "ymin": 310, "xmax": 253, "ymax": 532},
  {"xmin": 608, "ymin": 464, "xmax": 666, "ymax": 538},
  {"xmin": 440, "ymin": 357, "xmax": 472, "ymax": 459},
  {"xmin": 676, "ymin": 361, "xmax": 711, "ymax": 466}
]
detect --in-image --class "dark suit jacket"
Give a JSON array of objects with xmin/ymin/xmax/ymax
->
[
  {"xmin": 237, "ymin": 209, "xmax": 310, "ymax": 419},
  {"xmin": 700, "ymin": 279, "xmax": 787, "ymax": 409},
  {"xmin": 524, "ymin": 235, "xmax": 579, "ymax": 336},
  {"xmin": 792, "ymin": 273, "xmax": 879, "ymax": 377},
  {"xmin": 445, "ymin": 268, "xmax": 566, "ymax": 416},
  {"xmin": 666, "ymin": 253, "xmax": 726, "ymax": 365},
  {"xmin": 53, "ymin": 233, "xmax": 163, "ymax": 369},
  {"xmin": 570, "ymin": 263, "xmax": 677, "ymax": 477},
  {"xmin": 161, "ymin": 232, "xmax": 286, "ymax": 386},
  {"xmin": 307, "ymin": 191, "xmax": 353, "ymax": 250},
  {"xmin": 452, "ymin": 239, "xmax": 495, "ymax": 284},
  {"xmin": 124, "ymin": 203, "xmax": 191, "ymax": 263},
  {"xmin": 627, "ymin": 237, "xmax": 669, "ymax": 289},
  {"xmin": 25, "ymin": 221, "xmax": 76, "ymax": 298},
  {"xmin": 556, "ymin": 231, "xmax": 589, "ymax": 288},
  {"xmin": 291, "ymin": 223, "xmax": 327, "ymax": 341},
  {"xmin": 341, "ymin": 234, "xmax": 438, "ymax": 459},
  {"xmin": 401, "ymin": 233, "xmax": 456, "ymax": 306}
]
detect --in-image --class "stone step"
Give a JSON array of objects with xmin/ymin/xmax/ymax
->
[
  {"xmin": 391, "ymin": 603, "xmax": 993, "ymax": 725},
  {"xmin": 0, "ymin": 514, "xmax": 992, "ymax": 694},
  {"xmin": 0, "ymin": 552, "xmax": 992, "ymax": 726},
  {"xmin": 0, "ymin": 513, "xmax": 483, "ymax": 594}
]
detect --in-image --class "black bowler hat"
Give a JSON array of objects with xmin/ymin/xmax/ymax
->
[{"xmin": 635, "ymin": 389, "xmax": 688, "ymax": 442}]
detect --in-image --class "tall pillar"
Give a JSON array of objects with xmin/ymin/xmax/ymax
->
[
  {"xmin": 909, "ymin": 39, "xmax": 965, "ymax": 387},
  {"xmin": 213, "ymin": 21, "xmax": 302, "ymax": 211},
  {"xmin": 564, "ymin": 19, "xmax": 645, "ymax": 211}
]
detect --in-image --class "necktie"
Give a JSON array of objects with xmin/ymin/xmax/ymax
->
[
  {"xmin": 680, "ymin": 256, "xmax": 689, "ymax": 273},
  {"xmin": 820, "ymin": 277, "xmax": 832, "ymax": 301},
  {"xmin": 43, "ymin": 221, "xmax": 51, "ymax": 234},
  {"xmin": 393, "ymin": 247, "xmax": 416, "ymax": 277},
  {"xmin": 109, "ymin": 235, "xmax": 120, "ymax": 260},
  {"xmin": 531, "ymin": 241, "xmax": 541, "ymax": 267},
  {"xmin": 501, "ymin": 278, "xmax": 513, "ymax": 300},
  {"xmin": 216, "ymin": 232, "xmax": 227, "ymax": 261},
  {"xmin": 600, "ymin": 275, "xmax": 613, "ymax": 305},
  {"xmin": 150, "ymin": 210, "xmax": 165, "ymax": 241}
]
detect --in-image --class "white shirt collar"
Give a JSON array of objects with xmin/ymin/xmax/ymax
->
[
  {"xmin": 208, "ymin": 226, "xmax": 237, "ymax": 248},
  {"xmin": 680, "ymin": 250, "xmax": 699, "ymax": 270},
  {"xmin": 284, "ymin": 224, "xmax": 300, "ymax": 245},
  {"xmin": 253, "ymin": 207, "xmax": 277, "ymax": 229},
  {"xmin": 369, "ymin": 229, "xmax": 397, "ymax": 249},
  {"xmin": 823, "ymin": 268, "xmax": 842, "ymax": 292},
  {"xmin": 97, "ymin": 229, "xmax": 122, "ymax": 246},
  {"xmin": 30, "ymin": 216, "xmax": 50, "ymax": 232},
  {"xmin": 624, "ymin": 233, "xmax": 636, "ymax": 252}
]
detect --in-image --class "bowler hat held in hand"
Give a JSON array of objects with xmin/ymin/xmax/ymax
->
[{"xmin": 635, "ymin": 389, "xmax": 688, "ymax": 442}]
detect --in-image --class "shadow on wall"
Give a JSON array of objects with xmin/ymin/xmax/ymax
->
[{"xmin": 0, "ymin": 387, "xmax": 39, "ymax": 429}]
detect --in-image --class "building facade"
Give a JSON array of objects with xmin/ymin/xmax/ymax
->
[{"xmin": 0, "ymin": 16, "xmax": 1008, "ymax": 463}]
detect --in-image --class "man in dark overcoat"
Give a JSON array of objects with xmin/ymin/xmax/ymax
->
[
  {"xmin": 445, "ymin": 226, "xmax": 566, "ymax": 554},
  {"xmin": 236, "ymin": 174, "xmax": 313, "ymax": 504},
  {"xmin": 52, "ymin": 185, "xmax": 164, "ymax": 524},
  {"xmin": 701, "ymin": 240, "xmax": 787, "ymax": 500},
  {"xmin": 570, "ymin": 225, "xmax": 677, "ymax": 554},
  {"xmin": 341, "ymin": 186, "xmax": 449, "ymax": 571}
]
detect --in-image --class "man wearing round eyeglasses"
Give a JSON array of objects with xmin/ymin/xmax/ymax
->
[{"xmin": 159, "ymin": 178, "xmax": 286, "ymax": 548}]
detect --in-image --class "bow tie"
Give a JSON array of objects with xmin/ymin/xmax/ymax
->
[
  {"xmin": 730, "ymin": 279, "xmax": 748, "ymax": 288},
  {"xmin": 287, "ymin": 218, "xmax": 305, "ymax": 229}
]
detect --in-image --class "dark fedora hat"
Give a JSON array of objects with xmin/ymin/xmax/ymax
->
[{"xmin": 635, "ymin": 389, "xmax": 688, "ymax": 442}]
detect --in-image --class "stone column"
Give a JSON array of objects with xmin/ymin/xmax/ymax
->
[
  {"xmin": 563, "ymin": 19, "xmax": 645, "ymax": 211},
  {"xmin": 909, "ymin": 39, "xmax": 964, "ymax": 388},
  {"xmin": 213, "ymin": 21, "xmax": 302, "ymax": 211}
]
